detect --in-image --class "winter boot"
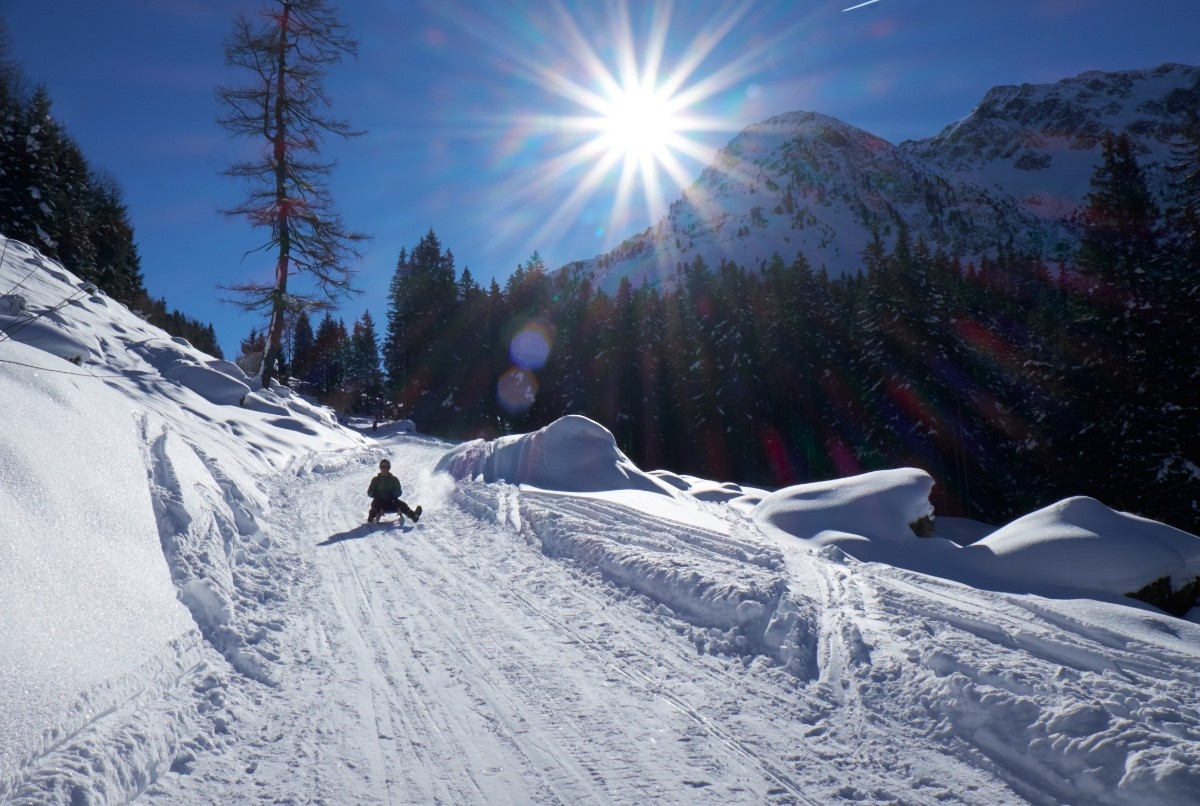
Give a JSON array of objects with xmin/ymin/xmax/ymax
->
[
  {"xmin": 412, "ymin": 505, "xmax": 422, "ymax": 523},
  {"xmin": 368, "ymin": 509, "xmax": 379, "ymax": 524}
]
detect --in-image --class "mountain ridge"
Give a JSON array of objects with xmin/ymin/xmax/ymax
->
[{"xmin": 568, "ymin": 63, "xmax": 1199, "ymax": 293}]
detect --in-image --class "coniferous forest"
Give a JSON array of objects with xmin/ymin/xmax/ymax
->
[
  {"xmin": 296, "ymin": 129, "xmax": 1199, "ymax": 535},
  {"xmin": 0, "ymin": 51, "xmax": 223, "ymax": 357}
]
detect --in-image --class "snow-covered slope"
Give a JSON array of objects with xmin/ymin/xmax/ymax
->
[
  {"xmin": 572, "ymin": 64, "xmax": 1198, "ymax": 293},
  {"xmin": 0, "ymin": 235, "xmax": 367, "ymax": 800},
  {"xmin": 906, "ymin": 63, "xmax": 1198, "ymax": 218},
  {"xmin": 4, "ymin": 235, "xmax": 1200, "ymax": 804}
]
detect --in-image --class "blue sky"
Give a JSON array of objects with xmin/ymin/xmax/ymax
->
[{"xmin": 5, "ymin": 0, "xmax": 1197, "ymax": 358}]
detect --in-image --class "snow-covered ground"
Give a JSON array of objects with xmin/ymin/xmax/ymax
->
[{"xmin": 3, "ymin": 235, "xmax": 1200, "ymax": 805}]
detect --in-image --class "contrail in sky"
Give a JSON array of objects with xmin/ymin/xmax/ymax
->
[{"xmin": 843, "ymin": 0, "xmax": 884, "ymax": 10}]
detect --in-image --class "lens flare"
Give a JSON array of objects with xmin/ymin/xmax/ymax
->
[
  {"xmin": 509, "ymin": 321, "xmax": 553, "ymax": 370},
  {"xmin": 498, "ymin": 367, "xmax": 539, "ymax": 414}
]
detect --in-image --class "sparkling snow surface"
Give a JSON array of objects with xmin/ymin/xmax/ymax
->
[{"xmin": 3, "ymin": 236, "xmax": 1200, "ymax": 804}]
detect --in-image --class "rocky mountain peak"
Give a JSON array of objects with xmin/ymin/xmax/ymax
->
[{"xmin": 568, "ymin": 65, "xmax": 1198, "ymax": 294}]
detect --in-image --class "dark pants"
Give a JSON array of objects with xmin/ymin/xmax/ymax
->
[{"xmin": 369, "ymin": 495, "xmax": 417, "ymax": 521}]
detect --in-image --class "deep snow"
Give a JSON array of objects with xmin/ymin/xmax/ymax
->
[{"xmin": 3, "ymin": 235, "xmax": 1200, "ymax": 805}]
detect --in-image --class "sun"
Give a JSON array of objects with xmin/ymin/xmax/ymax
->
[
  {"xmin": 478, "ymin": 0, "xmax": 788, "ymax": 264},
  {"xmin": 598, "ymin": 83, "xmax": 682, "ymax": 162}
]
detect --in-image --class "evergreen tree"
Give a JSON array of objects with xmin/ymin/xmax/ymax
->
[
  {"xmin": 1147, "ymin": 113, "xmax": 1200, "ymax": 527},
  {"xmin": 290, "ymin": 310, "xmax": 316, "ymax": 387},
  {"xmin": 0, "ymin": 50, "xmax": 25, "ymax": 235},
  {"xmin": 86, "ymin": 171, "xmax": 145, "ymax": 306},
  {"xmin": 217, "ymin": 0, "xmax": 369, "ymax": 388},
  {"xmin": 310, "ymin": 312, "xmax": 347, "ymax": 398},
  {"xmin": 1076, "ymin": 133, "xmax": 1161, "ymax": 296},
  {"xmin": 237, "ymin": 327, "xmax": 267, "ymax": 376},
  {"xmin": 442, "ymin": 265, "xmax": 499, "ymax": 436},
  {"xmin": 45, "ymin": 132, "xmax": 97, "ymax": 280},
  {"xmin": 12, "ymin": 86, "xmax": 61, "ymax": 252},
  {"xmin": 382, "ymin": 231, "xmax": 459, "ymax": 425},
  {"xmin": 1070, "ymin": 132, "xmax": 1164, "ymax": 507},
  {"xmin": 381, "ymin": 247, "xmax": 411, "ymax": 394},
  {"xmin": 1164, "ymin": 111, "xmax": 1200, "ymax": 304},
  {"xmin": 347, "ymin": 310, "xmax": 383, "ymax": 415}
]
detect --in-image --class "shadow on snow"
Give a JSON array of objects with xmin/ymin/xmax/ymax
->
[{"xmin": 318, "ymin": 520, "xmax": 410, "ymax": 546}]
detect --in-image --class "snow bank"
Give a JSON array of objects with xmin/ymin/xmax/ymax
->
[
  {"xmin": 0, "ymin": 236, "xmax": 368, "ymax": 799},
  {"xmin": 751, "ymin": 471, "xmax": 1200, "ymax": 608},
  {"xmin": 436, "ymin": 414, "xmax": 682, "ymax": 497},
  {"xmin": 445, "ymin": 420, "xmax": 1200, "ymax": 616},
  {"xmin": 0, "ymin": 340, "xmax": 195, "ymax": 781},
  {"xmin": 965, "ymin": 496, "xmax": 1200, "ymax": 595}
]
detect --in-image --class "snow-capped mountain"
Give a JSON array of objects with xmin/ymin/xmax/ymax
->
[{"xmin": 574, "ymin": 64, "xmax": 1198, "ymax": 293}]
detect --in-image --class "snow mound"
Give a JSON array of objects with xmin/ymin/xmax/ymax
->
[
  {"xmin": 753, "ymin": 468, "xmax": 936, "ymax": 548},
  {"xmin": 130, "ymin": 337, "xmax": 250, "ymax": 405},
  {"xmin": 436, "ymin": 414, "xmax": 681, "ymax": 496},
  {"xmin": 0, "ymin": 341, "xmax": 196, "ymax": 781},
  {"xmin": 967, "ymin": 496, "xmax": 1200, "ymax": 594},
  {"xmin": 0, "ymin": 235, "xmax": 367, "ymax": 797},
  {"xmin": 0, "ymin": 306, "xmax": 99, "ymax": 363}
]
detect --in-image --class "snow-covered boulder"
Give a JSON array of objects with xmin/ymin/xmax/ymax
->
[
  {"xmin": 1, "ymin": 293, "xmax": 26, "ymax": 314},
  {"xmin": 965, "ymin": 496, "xmax": 1200, "ymax": 607},
  {"xmin": 204, "ymin": 358, "xmax": 250, "ymax": 381},
  {"xmin": 435, "ymin": 414, "xmax": 681, "ymax": 496},
  {"xmin": 166, "ymin": 362, "xmax": 252, "ymax": 406},
  {"xmin": 753, "ymin": 468, "xmax": 938, "ymax": 557}
]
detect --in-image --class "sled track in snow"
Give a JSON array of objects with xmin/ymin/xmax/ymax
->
[
  {"xmin": 455, "ymin": 484, "xmax": 792, "ymax": 638},
  {"xmin": 276, "ymin": 458, "xmax": 824, "ymax": 804},
  {"xmin": 422, "ymin": 519, "xmax": 822, "ymax": 805}
]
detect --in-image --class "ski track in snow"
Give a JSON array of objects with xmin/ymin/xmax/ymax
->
[
  {"xmin": 145, "ymin": 437, "xmax": 1020, "ymax": 805},
  {"xmin": 9, "ymin": 435, "xmax": 1200, "ymax": 804},
  {"xmin": 151, "ymin": 440, "xmax": 830, "ymax": 804}
]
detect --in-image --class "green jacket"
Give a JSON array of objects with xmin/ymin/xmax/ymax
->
[{"xmin": 368, "ymin": 471, "xmax": 402, "ymax": 498}]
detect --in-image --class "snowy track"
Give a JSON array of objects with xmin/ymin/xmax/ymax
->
[
  {"xmin": 4, "ymin": 428, "xmax": 1196, "ymax": 804},
  {"xmin": 128, "ymin": 435, "xmax": 1200, "ymax": 804},
  {"xmin": 144, "ymin": 440, "xmax": 829, "ymax": 804}
]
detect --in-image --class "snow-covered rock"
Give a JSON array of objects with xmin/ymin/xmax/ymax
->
[
  {"xmin": 753, "ymin": 468, "xmax": 936, "ymax": 547},
  {"xmin": 436, "ymin": 414, "xmax": 682, "ymax": 497},
  {"xmin": 966, "ymin": 496, "xmax": 1200, "ymax": 599}
]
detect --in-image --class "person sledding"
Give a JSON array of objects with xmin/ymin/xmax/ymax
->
[{"xmin": 367, "ymin": 458, "xmax": 422, "ymax": 524}]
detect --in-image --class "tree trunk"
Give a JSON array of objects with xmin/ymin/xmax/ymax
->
[{"xmin": 261, "ymin": 3, "xmax": 292, "ymax": 389}]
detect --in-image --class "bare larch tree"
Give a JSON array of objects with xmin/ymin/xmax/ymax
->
[{"xmin": 218, "ymin": 0, "xmax": 368, "ymax": 389}]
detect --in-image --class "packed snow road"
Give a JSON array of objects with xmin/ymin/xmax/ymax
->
[
  {"xmin": 133, "ymin": 433, "xmax": 1198, "ymax": 805},
  {"xmin": 144, "ymin": 437, "xmax": 830, "ymax": 804}
]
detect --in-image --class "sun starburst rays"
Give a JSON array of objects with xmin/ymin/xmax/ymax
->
[{"xmin": 485, "ymin": 0, "xmax": 773, "ymax": 261}]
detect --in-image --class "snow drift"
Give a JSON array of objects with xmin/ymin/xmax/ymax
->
[{"xmin": 435, "ymin": 414, "xmax": 682, "ymax": 497}]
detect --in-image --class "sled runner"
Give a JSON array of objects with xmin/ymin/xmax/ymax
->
[{"xmin": 367, "ymin": 504, "xmax": 422, "ymax": 525}]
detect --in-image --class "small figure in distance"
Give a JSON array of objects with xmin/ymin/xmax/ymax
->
[{"xmin": 367, "ymin": 459, "xmax": 422, "ymax": 524}]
